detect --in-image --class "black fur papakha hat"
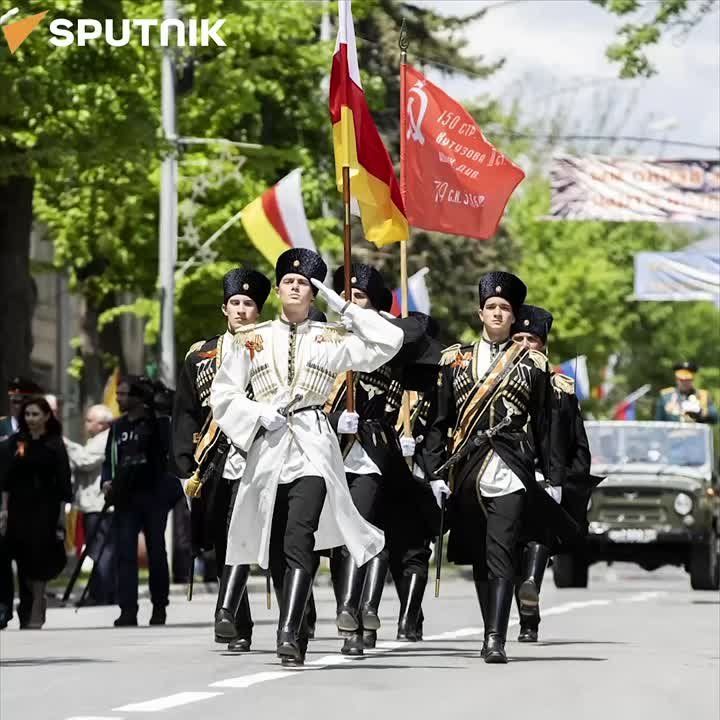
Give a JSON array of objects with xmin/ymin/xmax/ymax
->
[
  {"xmin": 332, "ymin": 263, "xmax": 388, "ymax": 310},
  {"xmin": 223, "ymin": 268, "xmax": 272, "ymax": 309},
  {"xmin": 512, "ymin": 304, "xmax": 554, "ymax": 344},
  {"xmin": 275, "ymin": 248, "xmax": 327, "ymax": 295},
  {"xmin": 478, "ymin": 271, "xmax": 527, "ymax": 315}
]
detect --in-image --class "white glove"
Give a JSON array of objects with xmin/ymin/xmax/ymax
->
[
  {"xmin": 682, "ymin": 396, "xmax": 701, "ymax": 414},
  {"xmin": 340, "ymin": 315, "xmax": 354, "ymax": 331},
  {"xmin": 337, "ymin": 410, "xmax": 359, "ymax": 434},
  {"xmin": 311, "ymin": 278, "xmax": 348, "ymax": 314},
  {"xmin": 545, "ymin": 485, "xmax": 562, "ymax": 504},
  {"xmin": 400, "ymin": 436, "xmax": 416, "ymax": 458},
  {"xmin": 259, "ymin": 405, "xmax": 287, "ymax": 433},
  {"xmin": 430, "ymin": 479, "xmax": 451, "ymax": 508}
]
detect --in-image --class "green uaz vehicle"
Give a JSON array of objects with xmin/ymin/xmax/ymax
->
[{"xmin": 553, "ymin": 421, "xmax": 719, "ymax": 590}]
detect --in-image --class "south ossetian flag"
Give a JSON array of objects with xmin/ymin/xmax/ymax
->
[
  {"xmin": 241, "ymin": 168, "xmax": 317, "ymax": 266},
  {"xmin": 329, "ymin": 0, "xmax": 408, "ymax": 247}
]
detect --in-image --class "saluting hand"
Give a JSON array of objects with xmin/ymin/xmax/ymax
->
[{"xmin": 311, "ymin": 279, "xmax": 348, "ymax": 315}]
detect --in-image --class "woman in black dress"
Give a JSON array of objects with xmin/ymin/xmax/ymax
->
[{"xmin": 1, "ymin": 397, "xmax": 72, "ymax": 629}]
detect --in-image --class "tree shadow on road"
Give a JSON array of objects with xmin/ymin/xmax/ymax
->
[
  {"xmin": 534, "ymin": 640, "xmax": 627, "ymax": 646},
  {"xmin": 0, "ymin": 657, "xmax": 113, "ymax": 667}
]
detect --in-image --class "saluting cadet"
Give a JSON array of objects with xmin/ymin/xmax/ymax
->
[
  {"xmin": 325, "ymin": 265, "xmax": 428, "ymax": 655},
  {"xmin": 423, "ymin": 272, "xmax": 579, "ymax": 664},
  {"xmin": 510, "ymin": 304, "xmax": 598, "ymax": 642},
  {"xmin": 655, "ymin": 362, "xmax": 718, "ymax": 424},
  {"xmin": 210, "ymin": 248, "xmax": 403, "ymax": 666},
  {"xmin": 171, "ymin": 268, "xmax": 271, "ymax": 651}
]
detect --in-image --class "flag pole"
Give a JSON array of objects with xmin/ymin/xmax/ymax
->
[
  {"xmin": 342, "ymin": 164, "xmax": 355, "ymax": 413},
  {"xmin": 398, "ymin": 21, "xmax": 412, "ymax": 452}
]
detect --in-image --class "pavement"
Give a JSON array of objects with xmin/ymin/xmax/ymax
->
[{"xmin": 1, "ymin": 563, "xmax": 718, "ymax": 720}]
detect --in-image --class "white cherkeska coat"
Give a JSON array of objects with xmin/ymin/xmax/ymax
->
[{"xmin": 210, "ymin": 303, "xmax": 404, "ymax": 570}]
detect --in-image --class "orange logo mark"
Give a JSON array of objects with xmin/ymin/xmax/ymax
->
[{"xmin": 2, "ymin": 9, "xmax": 47, "ymax": 54}]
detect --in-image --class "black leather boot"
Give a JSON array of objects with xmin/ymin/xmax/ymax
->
[
  {"xmin": 214, "ymin": 565, "xmax": 249, "ymax": 643},
  {"xmin": 518, "ymin": 622, "xmax": 539, "ymax": 643},
  {"xmin": 396, "ymin": 573, "xmax": 426, "ymax": 642},
  {"xmin": 341, "ymin": 631, "xmax": 364, "ymax": 656},
  {"xmin": 517, "ymin": 542, "xmax": 549, "ymax": 621},
  {"xmin": 484, "ymin": 579, "xmax": 513, "ymax": 664},
  {"xmin": 474, "ymin": 579, "xmax": 490, "ymax": 657},
  {"xmin": 363, "ymin": 629, "xmax": 377, "ymax": 648},
  {"xmin": 360, "ymin": 553, "xmax": 388, "ymax": 631},
  {"xmin": 335, "ymin": 553, "xmax": 365, "ymax": 633},
  {"xmin": 305, "ymin": 592, "xmax": 317, "ymax": 639},
  {"xmin": 277, "ymin": 568, "xmax": 313, "ymax": 666}
]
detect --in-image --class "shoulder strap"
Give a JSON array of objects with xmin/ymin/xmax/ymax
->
[{"xmin": 452, "ymin": 343, "xmax": 526, "ymax": 452}]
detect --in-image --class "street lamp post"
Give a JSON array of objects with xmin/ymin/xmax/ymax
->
[{"xmin": 158, "ymin": 0, "xmax": 178, "ymax": 388}]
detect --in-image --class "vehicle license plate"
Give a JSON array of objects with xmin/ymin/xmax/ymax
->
[{"xmin": 607, "ymin": 528, "xmax": 658, "ymax": 543}]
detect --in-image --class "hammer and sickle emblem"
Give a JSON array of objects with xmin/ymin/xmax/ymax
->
[{"xmin": 406, "ymin": 80, "xmax": 428, "ymax": 145}]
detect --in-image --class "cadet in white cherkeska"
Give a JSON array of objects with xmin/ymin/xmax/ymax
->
[{"xmin": 209, "ymin": 248, "xmax": 403, "ymax": 666}]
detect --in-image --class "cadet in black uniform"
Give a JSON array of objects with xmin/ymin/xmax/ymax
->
[
  {"xmin": 423, "ymin": 272, "xmax": 579, "ymax": 663},
  {"xmin": 171, "ymin": 268, "xmax": 270, "ymax": 651},
  {"xmin": 326, "ymin": 264, "xmax": 429, "ymax": 655}
]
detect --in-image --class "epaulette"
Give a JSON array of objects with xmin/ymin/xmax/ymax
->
[
  {"xmin": 184, "ymin": 340, "xmax": 206, "ymax": 359},
  {"xmin": 551, "ymin": 372, "xmax": 575, "ymax": 394},
  {"xmin": 314, "ymin": 323, "xmax": 348, "ymax": 344},
  {"xmin": 440, "ymin": 343, "xmax": 462, "ymax": 366},
  {"xmin": 660, "ymin": 386, "xmax": 674, "ymax": 395},
  {"xmin": 233, "ymin": 321, "xmax": 272, "ymax": 343},
  {"xmin": 527, "ymin": 349, "xmax": 548, "ymax": 371}
]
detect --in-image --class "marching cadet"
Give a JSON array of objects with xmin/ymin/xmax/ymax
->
[
  {"xmin": 510, "ymin": 304, "xmax": 598, "ymax": 643},
  {"xmin": 423, "ymin": 272, "xmax": 579, "ymax": 664},
  {"xmin": 210, "ymin": 248, "xmax": 403, "ymax": 667},
  {"xmin": 655, "ymin": 362, "xmax": 718, "ymax": 424},
  {"xmin": 386, "ymin": 312, "xmax": 444, "ymax": 645},
  {"xmin": 325, "ymin": 265, "xmax": 426, "ymax": 655},
  {"xmin": 172, "ymin": 267, "xmax": 271, "ymax": 651}
]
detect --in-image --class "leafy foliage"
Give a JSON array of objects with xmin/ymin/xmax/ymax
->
[{"xmin": 592, "ymin": 0, "xmax": 719, "ymax": 77}]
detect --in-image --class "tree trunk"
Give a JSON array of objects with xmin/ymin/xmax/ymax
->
[{"xmin": 0, "ymin": 176, "xmax": 35, "ymax": 415}]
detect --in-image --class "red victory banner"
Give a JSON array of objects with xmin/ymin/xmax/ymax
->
[{"xmin": 400, "ymin": 64, "xmax": 525, "ymax": 240}]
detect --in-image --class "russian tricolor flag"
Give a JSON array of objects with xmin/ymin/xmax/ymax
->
[
  {"xmin": 390, "ymin": 267, "xmax": 431, "ymax": 316},
  {"xmin": 554, "ymin": 355, "xmax": 591, "ymax": 402},
  {"xmin": 612, "ymin": 384, "xmax": 652, "ymax": 420}
]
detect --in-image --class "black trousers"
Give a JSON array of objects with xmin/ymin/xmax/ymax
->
[
  {"xmin": 347, "ymin": 473, "xmax": 384, "ymax": 525},
  {"xmin": 115, "ymin": 494, "xmax": 170, "ymax": 612},
  {"xmin": 269, "ymin": 476, "xmax": 326, "ymax": 586},
  {"xmin": 471, "ymin": 491, "xmax": 526, "ymax": 581}
]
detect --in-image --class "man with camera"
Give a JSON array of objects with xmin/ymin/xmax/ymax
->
[{"xmin": 102, "ymin": 376, "xmax": 172, "ymax": 627}]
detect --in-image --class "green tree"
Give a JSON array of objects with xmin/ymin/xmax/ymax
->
[
  {"xmin": 592, "ymin": 0, "xmax": 719, "ymax": 77},
  {"xmin": 506, "ymin": 176, "xmax": 719, "ymax": 418}
]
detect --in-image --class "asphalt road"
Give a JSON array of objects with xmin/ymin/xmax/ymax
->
[{"xmin": 1, "ymin": 564, "xmax": 718, "ymax": 720}]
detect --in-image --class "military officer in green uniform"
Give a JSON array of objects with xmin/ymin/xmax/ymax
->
[{"xmin": 655, "ymin": 362, "xmax": 718, "ymax": 424}]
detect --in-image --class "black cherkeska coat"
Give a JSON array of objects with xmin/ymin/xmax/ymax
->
[
  {"xmin": 171, "ymin": 334, "xmax": 234, "ymax": 555},
  {"xmin": 423, "ymin": 342, "xmax": 580, "ymax": 565}
]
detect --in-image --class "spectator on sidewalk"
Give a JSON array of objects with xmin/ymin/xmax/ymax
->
[
  {"xmin": 1, "ymin": 377, "xmax": 45, "ymax": 629},
  {"xmin": 102, "ymin": 376, "xmax": 171, "ymax": 628},
  {"xmin": 65, "ymin": 405, "xmax": 117, "ymax": 605},
  {"xmin": 1, "ymin": 397, "xmax": 72, "ymax": 629}
]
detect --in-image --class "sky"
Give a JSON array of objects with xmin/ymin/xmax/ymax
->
[{"xmin": 416, "ymin": 0, "xmax": 720, "ymax": 160}]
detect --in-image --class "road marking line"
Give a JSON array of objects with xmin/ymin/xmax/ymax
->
[
  {"xmin": 89, "ymin": 597, "xmax": 618, "ymax": 720},
  {"xmin": 619, "ymin": 591, "xmax": 667, "ymax": 603},
  {"xmin": 542, "ymin": 600, "xmax": 611, "ymax": 616},
  {"xmin": 113, "ymin": 692, "xmax": 222, "ymax": 712},
  {"xmin": 211, "ymin": 671, "xmax": 291, "ymax": 688}
]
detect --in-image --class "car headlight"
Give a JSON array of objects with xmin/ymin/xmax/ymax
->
[{"xmin": 673, "ymin": 492, "xmax": 693, "ymax": 516}]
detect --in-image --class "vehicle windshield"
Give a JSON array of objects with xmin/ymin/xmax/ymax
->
[{"xmin": 587, "ymin": 424, "xmax": 710, "ymax": 469}]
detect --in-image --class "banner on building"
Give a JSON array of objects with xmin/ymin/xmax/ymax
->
[{"xmin": 549, "ymin": 156, "xmax": 720, "ymax": 223}]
